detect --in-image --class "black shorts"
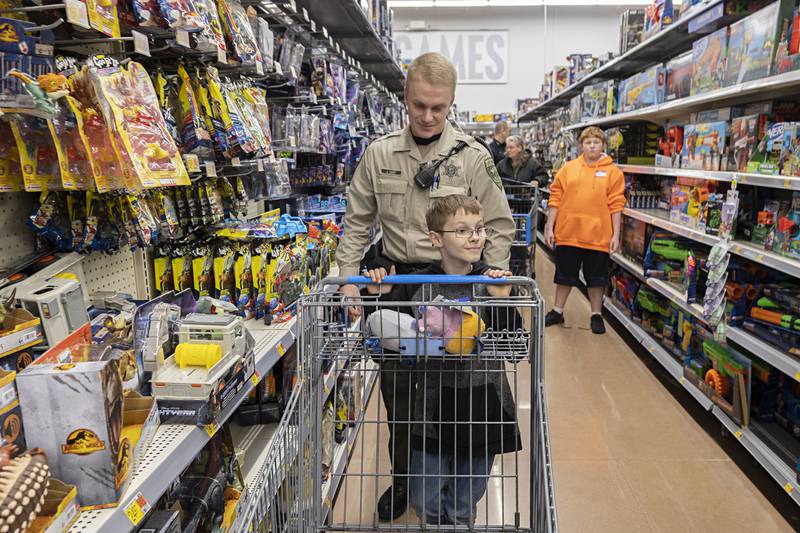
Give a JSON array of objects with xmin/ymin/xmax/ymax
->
[{"xmin": 553, "ymin": 245, "xmax": 609, "ymax": 288}]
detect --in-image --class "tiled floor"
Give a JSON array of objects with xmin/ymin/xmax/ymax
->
[{"xmin": 331, "ymin": 252, "xmax": 793, "ymax": 532}]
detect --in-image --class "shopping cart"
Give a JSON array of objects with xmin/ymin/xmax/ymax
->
[
  {"xmin": 297, "ymin": 274, "xmax": 556, "ymax": 532},
  {"xmin": 503, "ymin": 181, "xmax": 539, "ymax": 278}
]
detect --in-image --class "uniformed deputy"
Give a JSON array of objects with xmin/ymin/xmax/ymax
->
[{"xmin": 336, "ymin": 52, "xmax": 515, "ymax": 522}]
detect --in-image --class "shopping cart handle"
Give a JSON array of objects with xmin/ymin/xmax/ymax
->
[{"xmin": 326, "ymin": 275, "xmax": 516, "ymax": 285}]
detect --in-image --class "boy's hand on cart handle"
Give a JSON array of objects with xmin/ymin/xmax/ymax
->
[
  {"xmin": 340, "ymin": 283, "xmax": 363, "ymax": 318},
  {"xmin": 364, "ymin": 265, "xmax": 396, "ymax": 295},
  {"xmin": 544, "ymin": 225, "xmax": 555, "ymax": 248},
  {"xmin": 485, "ymin": 269, "xmax": 513, "ymax": 297}
]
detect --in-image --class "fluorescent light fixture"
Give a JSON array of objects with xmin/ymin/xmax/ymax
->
[{"xmin": 389, "ymin": 0, "xmax": 648, "ymax": 6}]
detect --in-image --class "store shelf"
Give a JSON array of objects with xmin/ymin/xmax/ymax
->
[
  {"xmin": 610, "ymin": 253, "xmax": 800, "ymax": 384},
  {"xmin": 69, "ymin": 319, "xmax": 296, "ymax": 533},
  {"xmin": 623, "ymin": 208, "xmax": 800, "ymax": 280},
  {"xmin": 295, "ymin": 0, "xmax": 405, "ymax": 93},
  {"xmin": 564, "ymin": 69, "xmax": 800, "ymax": 130},
  {"xmin": 619, "ymin": 164, "xmax": 800, "ymax": 191},
  {"xmin": 319, "ymin": 317, "xmax": 362, "ymax": 406},
  {"xmin": 518, "ymin": 0, "xmax": 723, "ymax": 121},
  {"xmin": 605, "ymin": 299, "xmax": 800, "ymax": 505}
]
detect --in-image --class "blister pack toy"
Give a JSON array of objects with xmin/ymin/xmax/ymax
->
[
  {"xmin": 86, "ymin": 0, "xmax": 121, "ymax": 37},
  {"xmin": 132, "ymin": 0, "xmax": 167, "ymax": 28},
  {"xmin": 177, "ymin": 64, "xmax": 212, "ymax": 156},
  {"xmin": 88, "ymin": 57, "xmax": 189, "ymax": 188},
  {"xmin": 0, "ymin": 119, "xmax": 23, "ymax": 191},
  {"xmin": 194, "ymin": 0, "xmax": 226, "ymax": 52},
  {"xmin": 9, "ymin": 114, "xmax": 61, "ymax": 192},
  {"xmin": 217, "ymin": 0, "xmax": 261, "ymax": 66},
  {"xmin": 157, "ymin": 0, "xmax": 203, "ymax": 30}
]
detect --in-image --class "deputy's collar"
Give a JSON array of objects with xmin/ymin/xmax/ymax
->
[{"xmin": 395, "ymin": 121, "xmax": 461, "ymax": 162}]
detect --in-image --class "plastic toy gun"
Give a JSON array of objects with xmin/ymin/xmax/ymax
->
[
  {"xmin": 751, "ymin": 297, "xmax": 800, "ymax": 332},
  {"xmin": 650, "ymin": 238, "xmax": 691, "ymax": 261},
  {"xmin": 636, "ymin": 289, "xmax": 670, "ymax": 317}
]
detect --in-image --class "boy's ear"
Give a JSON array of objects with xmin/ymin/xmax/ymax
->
[{"xmin": 428, "ymin": 231, "xmax": 443, "ymax": 248}]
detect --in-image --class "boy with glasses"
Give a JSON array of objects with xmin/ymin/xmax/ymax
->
[{"xmin": 365, "ymin": 195, "xmax": 522, "ymax": 526}]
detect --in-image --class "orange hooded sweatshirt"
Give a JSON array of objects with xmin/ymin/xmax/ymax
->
[{"xmin": 548, "ymin": 154, "xmax": 626, "ymax": 253}]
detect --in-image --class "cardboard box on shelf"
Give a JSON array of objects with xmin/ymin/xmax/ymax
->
[
  {"xmin": 619, "ymin": 64, "xmax": 666, "ymax": 113},
  {"xmin": 724, "ymin": 1, "xmax": 783, "ymax": 86},
  {"xmin": 691, "ymin": 27, "xmax": 729, "ymax": 95},
  {"xmin": 680, "ymin": 121, "xmax": 730, "ymax": 171},
  {"xmin": 0, "ymin": 368, "xmax": 25, "ymax": 451},
  {"xmin": 665, "ymin": 51, "xmax": 693, "ymax": 101},
  {"xmin": 26, "ymin": 479, "xmax": 80, "ymax": 533}
]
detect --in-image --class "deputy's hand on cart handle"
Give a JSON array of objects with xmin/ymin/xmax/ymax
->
[
  {"xmin": 340, "ymin": 283, "xmax": 363, "ymax": 319},
  {"xmin": 364, "ymin": 265, "xmax": 396, "ymax": 295},
  {"xmin": 485, "ymin": 269, "xmax": 513, "ymax": 297}
]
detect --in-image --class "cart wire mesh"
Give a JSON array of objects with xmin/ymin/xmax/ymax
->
[
  {"xmin": 296, "ymin": 275, "xmax": 556, "ymax": 533},
  {"xmin": 504, "ymin": 182, "xmax": 539, "ymax": 277}
]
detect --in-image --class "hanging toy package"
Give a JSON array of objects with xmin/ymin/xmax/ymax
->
[
  {"xmin": 194, "ymin": 0, "xmax": 226, "ymax": 52},
  {"xmin": 217, "ymin": 0, "xmax": 261, "ymax": 66},
  {"xmin": 157, "ymin": 0, "xmax": 203, "ymax": 30},
  {"xmin": 88, "ymin": 57, "xmax": 189, "ymax": 188},
  {"xmin": 176, "ymin": 64, "xmax": 212, "ymax": 156},
  {"xmin": 9, "ymin": 114, "xmax": 62, "ymax": 192},
  {"xmin": 0, "ymin": 120, "xmax": 23, "ymax": 192}
]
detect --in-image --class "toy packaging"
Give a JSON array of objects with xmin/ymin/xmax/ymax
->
[
  {"xmin": 691, "ymin": 27, "xmax": 728, "ymax": 95},
  {"xmin": 680, "ymin": 121, "xmax": 730, "ymax": 171},
  {"xmin": 774, "ymin": 0, "xmax": 800, "ymax": 74},
  {"xmin": 656, "ymin": 125, "xmax": 683, "ymax": 167},
  {"xmin": 217, "ymin": 0, "xmax": 262, "ymax": 67},
  {"xmin": 581, "ymin": 81, "xmax": 610, "ymax": 121},
  {"xmin": 622, "ymin": 216, "xmax": 649, "ymax": 264},
  {"xmin": 643, "ymin": 0, "xmax": 674, "ymax": 40},
  {"xmin": 665, "ymin": 51, "xmax": 692, "ymax": 101},
  {"xmin": 157, "ymin": 0, "xmax": 203, "ymax": 30},
  {"xmin": 747, "ymin": 122, "xmax": 800, "ymax": 174},
  {"xmin": 618, "ymin": 64, "xmax": 665, "ymax": 113},
  {"xmin": 670, "ymin": 178, "xmax": 710, "ymax": 230},
  {"xmin": 619, "ymin": 8, "xmax": 645, "ymax": 54},
  {"xmin": 684, "ymin": 338, "xmax": 751, "ymax": 426},
  {"xmin": 729, "ymin": 113, "xmax": 767, "ymax": 171},
  {"xmin": 724, "ymin": 2, "xmax": 781, "ymax": 87}
]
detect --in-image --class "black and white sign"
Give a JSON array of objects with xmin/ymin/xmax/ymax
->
[{"xmin": 395, "ymin": 30, "xmax": 508, "ymax": 84}]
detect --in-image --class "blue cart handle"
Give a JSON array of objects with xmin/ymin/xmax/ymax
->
[{"xmin": 323, "ymin": 274, "xmax": 530, "ymax": 285}]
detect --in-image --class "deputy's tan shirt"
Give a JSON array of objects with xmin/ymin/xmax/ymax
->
[{"xmin": 336, "ymin": 121, "xmax": 516, "ymax": 277}]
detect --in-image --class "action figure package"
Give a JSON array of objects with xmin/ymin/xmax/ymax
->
[
  {"xmin": 665, "ymin": 51, "xmax": 692, "ymax": 101},
  {"xmin": 691, "ymin": 27, "xmax": 728, "ymax": 95},
  {"xmin": 680, "ymin": 121, "xmax": 730, "ymax": 171},
  {"xmin": 217, "ymin": 0, "xmax": 262, "ymax": 66},
  {"xmin": 194, "ymin": 0, "xmax": 226, "ymax": 52},
  {"xmin": 773, "ymin": 0, "xmax": 800, "ymax": 75},
  {"xmin": 157, "ymin": 0, "xmax": 203, "ymax": 30},
  {"xmin": 747, "ymin": 122, "xmax": 800, "ymax": 174},
  {"xmin": 724, "ymin": 2, "xmax": 781, "ymax": 87},
  {"xmin": 728, "ymin": 113, "xmax": 767, "ymax": 171},
  {"xmin": 656, "ymin": 125, "xmax": 683, "ymax": 168},
  {"xmin": 643, "ymin": 0, "xmax": 673, "ymax": 40},
  {"xmin": 618, "ymin": 64, "xmax": 665, "ymax": 113},
  {"xmin": 88, "ymin": 57, "xmax": 189, "ymax": 188}
]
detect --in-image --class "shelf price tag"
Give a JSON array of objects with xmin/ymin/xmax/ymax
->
[
  {"xmin": 251, "ymin": 371, "xmax": 261, "ymax": 386},
  {"xmin": 255, "ymin": 61, "xmax": 264, "ymax": 76},
  {"xmin": 734, "ymin": 430, "xmax": 743, "ymax": 439},
  {"xmin": 123, "ymin": 492, "xmax": 151, "ymax": 525},
  {"xmin": 786, "ymin": 483, "xmax": 794, "ymax": 494},
  {"xmin": 232, "ymin": 157, "xmax": 241, "ymax": 167},
  {"xmin": 678, "ymin": 376, "xmax": 686, "ymax": 385},
  {"xmin": 184, "ymin": 154, "xmax": 200, "ymax": 173},
  {"xmin": 257, "ymin": 158, "xmax": 265, "ymax": 172},
  {"xmin": 277, "ymin": 343, "xmax": 286, "ymax": 356},
  {"xmin": 176, "ymin": 29, "xmax": 191, "ymax": 48},
  {"xmin": 65, "ymin": 0, "xmax": 91, "ymax": 29},
  {"xmin": 217, "ymin": 46, "xmax": 227, "ymax": 64},
  {"xmin": 132, "ymin": 31, "xmax": 150, "ymax": 57},
  {"xmin": 275, "ymin": 62, "xmax": 283, "ymax": 75},
  {"xmin": 205, "ymin": 161, "xmax": 217, "ymax": 177},
  {"xmin": 204, "ymin": 422, "xmax": 217, "ymax": 437}
]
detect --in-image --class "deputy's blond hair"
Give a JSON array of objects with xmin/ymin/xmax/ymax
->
[{"xmin": 406, "ymin": 52, "xmax": 457, "ymax": 94}]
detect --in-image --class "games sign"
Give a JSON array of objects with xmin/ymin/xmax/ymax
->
[{"xmin": 395, "ymin": 30, "xmax": 508, "ymax": 84}]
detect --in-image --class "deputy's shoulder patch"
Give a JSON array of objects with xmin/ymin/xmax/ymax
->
[{"xmin": 484, "ymin": 159, "xmax": 503, "ymax": 190}]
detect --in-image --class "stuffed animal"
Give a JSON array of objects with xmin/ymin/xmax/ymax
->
[{"xmin": 418, "ymin": 304, "xmax": 485, "ymax": 354}]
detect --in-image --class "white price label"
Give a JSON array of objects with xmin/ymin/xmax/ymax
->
[
  {"xmin": 132, "ymin": 31, "xmax": 150, "ymax": 57},
  {"xmin": 232, "ymin": 157, "xmax": 241, "ymax": 167},
  {"xmin": 65, "ymin": 0, "xmax": 90, "ymax": 29},
  {"xmin": 217, "ymin": 47, "xmax": 227, "ymax": 64},
  {"xmin": 177, "ymin": 29, "xmax": 190, "ymax": 48},
  {"xmin": 257, "ymin": 158, "xmax": 265, "ymax": 172},
  {"xmin": 275, "ymin": 62, "xmax": 283, "ymax": 75},
  {"xmin": 256, "ymin": 61, "xmax": 264, "ymax": 75},
  {"xmin": 290, "ymin": 66, "xmax": 297, "ymax": 79},
  {"xmin": 205, "ymin": 161, "xmax": 217, "ymax": 177},
  {"xmin": 184, "ymin": 154, "xmax": 200, "ymax": 173}
]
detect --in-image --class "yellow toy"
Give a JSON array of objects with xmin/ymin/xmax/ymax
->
[{"xmin": 174, "ymin": 343, "xmax": 223, "ymax": 369}]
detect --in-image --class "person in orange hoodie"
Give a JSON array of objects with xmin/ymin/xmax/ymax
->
[{"xmin": 544, "ymin": 126, "xmax": 626, "ymax": 333}]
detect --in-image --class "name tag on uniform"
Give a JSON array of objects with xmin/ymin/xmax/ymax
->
[
  {"xmin": 380, "ymin": 168, "xmax": 402, "ymax": 176},
  {"xmin": 595, "ymin": 170, "xmax": 607, "ymax": 177}
]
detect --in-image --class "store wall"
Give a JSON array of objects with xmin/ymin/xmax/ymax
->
[{"xmin": 393, "ymin": 5, "xmax": 642, "ymax": 115}]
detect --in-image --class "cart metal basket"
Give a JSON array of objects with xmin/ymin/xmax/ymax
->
[
  {"xmin": 504, "ymin": 182, "xmax": 539, "ymax": 277},
  {"xmin": 297, "ymin": 274, "xmax": 556, "ymax": 533}
]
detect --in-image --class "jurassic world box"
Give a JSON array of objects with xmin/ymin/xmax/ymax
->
[{"xmin": 16, "ymin": 323, "xmax": 140, "ymax": 508}]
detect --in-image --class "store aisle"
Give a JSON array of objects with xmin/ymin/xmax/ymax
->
[{"xmin": 538, "ymin": 252, "xmax": 793, "ymax": 533}]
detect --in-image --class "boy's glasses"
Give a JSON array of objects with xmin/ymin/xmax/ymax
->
[{"xmin": 435, "ymin": 226, "xmax": 495, "ymax": 239}]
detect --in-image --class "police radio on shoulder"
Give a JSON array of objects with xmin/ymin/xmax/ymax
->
[{"xmin": 414, "ymin": 141, "xmax": 468, "ymax": 190}]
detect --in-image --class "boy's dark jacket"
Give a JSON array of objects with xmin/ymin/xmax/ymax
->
[{"xmin": 371, "ymin": 261, "xmax": 523, "ymax": 457}]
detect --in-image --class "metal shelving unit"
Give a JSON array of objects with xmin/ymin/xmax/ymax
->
[
  {"xmin": 619, "ymin": 164, "xmax": 800, "ymax": 191},
  {"xmin": 518, "ymin": 0, "xmax": 724, "ymax": 121},
  {"xmin": 610, "ymin": 253, "xmax": 800, "ymax": 384},
  {"xmin": 563, "ymin": 69, "xmax": 800, "ymax": 130},
  {"xmin": 604, "ymin": 300, "xmax": 800, "ymax": 505},
  {"xmin": 69, "ymin": 319, "xmax": 297, "ymax": 533},
  {"xmin": 294, "ymin": 0, "xmax": 405, "ymax": 93}
]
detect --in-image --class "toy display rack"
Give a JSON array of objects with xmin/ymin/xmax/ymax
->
[
  {"xmin": 604, "ymin": 300, "xmax": 800, "ymax": 505},
  {"xmin": 69, "ymin": 318, "xmax": 296, "ymax": 532},
  {"xmin": 562, "ymin": 69, "xmax": 800, "ymax": 131},
  {"xmin": 618, "ymin": 164, "xmax": 800, "ymax": 191},
  {"xmin": 518, "ymin": 0, "xmax": 725, "ymax": 121}
]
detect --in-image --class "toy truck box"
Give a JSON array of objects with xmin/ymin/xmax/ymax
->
[
  {"xmin": 16, "ymin": 324, "xmax": 128, "ymax": 508},
  {"xmin": 152, "ymin": 313, "xmax": 256, "ymax": 425},
  {"xmin": 619, "ymin": 65, "xmax": 665, "ymax": 113}
]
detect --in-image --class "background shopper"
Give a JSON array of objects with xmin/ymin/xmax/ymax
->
[
  {"xmin": 488, "ymin": 121, "xmax": 510, "ymax": 164},
  {"xmin": 496, "ymin": 135, "xmax": 549, "ymax": 187},
  {"xmin": 544, "ymin": 126, "xmax": 626, "ymax": 334}
]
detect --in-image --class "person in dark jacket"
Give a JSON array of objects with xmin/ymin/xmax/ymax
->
[
  {"xmin": 487, "ymin": 121, "xmax": 509, "ymax": 163},
  {"xmin": 496, "ymin": 135, "xmax": 549, "ymax": 188},
  {"xmin": 364, "ymin": 195, "xmax": 522, "ymax": 526}
]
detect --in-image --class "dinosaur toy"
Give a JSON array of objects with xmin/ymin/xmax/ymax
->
[{"xmin": 6, "ymin": 69, "xmax": 57, "ymax": 115}]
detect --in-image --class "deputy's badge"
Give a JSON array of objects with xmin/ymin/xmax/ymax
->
[
  {"xmin": 443, "ymin": 161, "xmax": 459, "ymax": 178},
  {"xmin": 484, "ymin": 159, "xmax": 503, "ymax": 190}
]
